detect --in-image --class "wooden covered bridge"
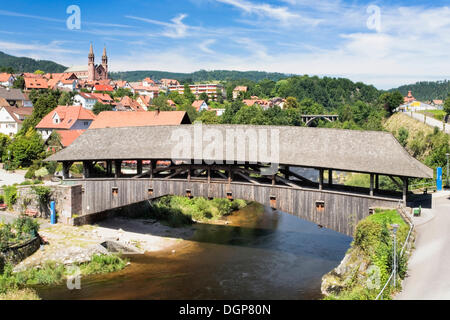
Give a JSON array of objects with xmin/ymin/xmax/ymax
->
[{"xmin": 46, "ymin": 124, "xmax": 433, "ymax": 236}]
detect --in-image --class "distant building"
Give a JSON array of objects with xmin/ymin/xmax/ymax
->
[
  {"xmin": 24, "ymin": 78, "xmax": 48, "ymax": 91},
  {"xmin": 116, "ymin": 96, "xmax": 146, "ymax": 112},
  {"xmin": 233, "ymin": 86, "xmax": 248, "ymax": 100},
  {"xmin": 73, "ymin": 92, "xmax": 100, "ymax": 110},
  {"xmin": 160, "ymin": 79, "xmax": 180, "ymax": 87},
  {"xmin": 0, "ymin": 88, "xmax": 28, "ymax": 107},
  {"xmin": 404, "ymin": 91, "xmax": 416, "ymax": 104},
  {"xmin": 169, "ymin": 84, "xmax": 225, "ymax": 100},
  {"xmin": 54, "ymin": 130, "xmax": 86, "ymax": 148},
  {"xmin": 0, "ymin": 105, "xmax": 33, "ymax": 136},
  {"xmin": 0, "ymin": 73, "xmax": 15, "ymax": 88},
  {"xmin": 192, "ymin": 100, "xmax": 209, "ymax": 112},
  {"xmin": 65, "ymin": 44, "xmax": 108, "ymax": 81},
  {"xmin": 36, "ymin": 105, "xmax": 96, "ymax": 141},
  {"xmin": 89, "ymin": 111, "xmax": 191, "ymax": 129}
]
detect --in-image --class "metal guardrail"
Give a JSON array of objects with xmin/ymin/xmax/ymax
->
[{"xmin": 375, "ymin": 203, "xmax": 414, "ymax": 300}]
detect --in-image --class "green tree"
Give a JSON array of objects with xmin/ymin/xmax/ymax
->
[
  {"xmin": 195, "ymin": 111, "xmax": 220, "ymax": 124},
  {"xmin": 284, "ymin": 97, "xmax": 299, "ymax": 109},
  {"xmin": 444, "ymin": 94, "xmax": 450, "ymax": 116},
  {"xmin": 221, "ymin": 100, "xmax": 244, "ymax": 124},
  {"xmin": 199, "ymin": 92, "xmax": 209, "ymax": 104},
  {"xmin": 380, "ymin": 91, "xmax": 404, "ymax": 114},
  {"xmin": 3, "ymin": 129, "xmax": 45, "ymax": 168},
  {"xmin": 19, "ymin": 90, "xmax": 59, "ymax": 134},
  {"xmin": 183, "ymin": 84, "xmax": 196, "ymax": 104},
  {"xmin": 12, "ymin": 76, "xmax": 25, "ymax": 90},
  {"xmin": 0, "ymin": 133, "xmax": 11, "ymax": 161},
  {"xmin": 34, "ymin": 70, "xmax": 45, "ymax": 75},
  {"xmin": 92, "ymin": 102, "xmax": 114, "ymax": 115}
]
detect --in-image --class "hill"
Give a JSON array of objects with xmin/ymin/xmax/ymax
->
[
  {"xmin": 0, "ymin": 51, "xmax": 67, "ymax": 73},
  {"xmin": 390, "ymin": 80, "xmax": 450, "ymax": 101},
  {"xmin": 109, "ymin": 70, "xmax": 290, "ymax": 83}
]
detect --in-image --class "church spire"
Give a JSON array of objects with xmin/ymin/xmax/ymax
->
[{"xmin": 102, "ymin": 45, "xmax": 107, "ymax": 58}]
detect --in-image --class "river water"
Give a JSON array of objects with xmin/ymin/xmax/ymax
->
[{"xmin": 36, "ymin": 202, "xmax": 352, "ymax": 300}]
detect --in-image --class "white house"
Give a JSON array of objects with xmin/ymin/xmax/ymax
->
[
  {"xmin": 0, "ymin": 106, "xmax": 33, "ymax": 136},
  {"xmin": 56, "ymin": 79, "xmax": 78, "ymax": 91},
  {"xmin": 73, "ymin": 92, "xmax": 99, "ymax": 110},
  {"xmin": 0, "ymin": 73, "xmax": 15, "ymax": 88}
]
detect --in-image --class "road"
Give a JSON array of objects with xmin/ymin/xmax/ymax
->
[
  {"xmin": 404, "ymin": 112, "xmax": 450, "ymax": 134},
  {"xmin": 0, "ymin": 168, "xmax": 25, "ymax": 186},
  {"xmin": 396, "ymin": 192, "xmax": 450, "ymax": 300}
]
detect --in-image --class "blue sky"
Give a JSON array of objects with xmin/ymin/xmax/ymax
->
[{"xmin": 0, "ymin": 0, "xmax": 449, "ymax": 89}]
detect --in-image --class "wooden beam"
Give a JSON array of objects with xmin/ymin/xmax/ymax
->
[
  {"xmin": 328, "ymin": 169, "xmax": 333, "ymax": 187},
  {"xmin": 370, "ymin": 173, "xmax": 374, "ymax": 197},
  {"xmin": 234, "ymin": 170, "xmax": 261, "ymax": 185},
  {"xmin": 114, "ymin": 160, "xmax": 122, "ymax": 178},
  {"xmin": 389, "ymin": 176, "xmax": 402, "ymax": 189},
  {"xmin": 403, "ymin": 177, "xmax": 408, "ymax": 204},
  {"xmin": 274, "ymin": 174, "xmax": 300, "ymax": 188},
  {"xmin": 375, "ymin": 174, "xmax": 379, "ymax": 191},
  {"xmin": 319, "ymin": 169, "xmax": 324, "ymax": 190},
  {"xmin": 137, "ymin": 160, "xmax": 143, "ymax": 175}
]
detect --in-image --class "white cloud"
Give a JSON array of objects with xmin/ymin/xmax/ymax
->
[
  {"xmin": 199, "ymin": 39, "xmax": 216, "ymax": 54},
  {"xmin": 126, "ymin": 14, "xmax": 189, "ymax": 38}
]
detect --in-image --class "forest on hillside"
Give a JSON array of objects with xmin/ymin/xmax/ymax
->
[
  {"xmin": 391, "ymin": 80, "xmax": 450, "ymax": 101},
  {"xmin": 0, "ymin": 51, "xmax": 67, "ymax": 73},
  {"xmin": 109, "ymin": 69, "xmax": 289, "ymax": 83}
]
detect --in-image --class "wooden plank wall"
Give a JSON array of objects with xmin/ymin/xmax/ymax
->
[{"xmin": 71, "ymin": 178, "xmax": 399, "ymax": 236}]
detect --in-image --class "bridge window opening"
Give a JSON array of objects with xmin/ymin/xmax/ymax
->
[
  {"xmin": 270, "ymin": 195, "xmax": 277, "ymax": 210},
  {"xmin": 112, "ymin": 187, "xmax": 119, "ymax": 197},
  {"xmin": 148, "ymin": 188, "xmax": 153, "ymax": 196},
  {"xmin": 316, "ymin": 200, "xmax": 325, "ymax": 212},
  {"xmin": 186, "ymin": 189, "xmax": 193, "ymax": 199},
  {"xmin": 369, "ymin": 207, "xmax": 375, "ymax": 215},
  {"xmin": 227, "ymin": 192, "xmax": 233, "ymax": 201}
]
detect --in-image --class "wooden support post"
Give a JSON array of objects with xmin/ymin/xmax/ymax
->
[
  {"xmin": 106, "ymin": 161, "xmax": 112, "ymax": 176},
  {"xmin": 285, "ymin": 166, "xmax": 290, "ymax": 180},
  {"xmin": 188, "ymin": 165, "xmax": 191, "ymax": 182},
  {"xmin": 207, "ymin": 167, "xmax": 211, "ymax": 184},
  {"xmin": 319, "ymin": 169, "xmax": 324, "ymax": 190},
  {"xmin": 62, "ymin": 161, "xmax": 71, "ymax": 180},
  {"xmin": 150, "ymin": 161, "xmax": 155, "ymax": 179},
  {"xmin": 328, "ymin": 169, "xmax": 332, "ymax": 187},
  {"xmin": 403, "ymin": 177, "xmax": 408, "ymax": 205},
  {"xmin": 375, "ymin": 174, "xmax": 379, "ymax": 192},
  {"xmin": 114, "ymin": 160, "xmax": 122, "ymax": 179},
  {"xmin": 82, "ymin": 161, "xmax": 90, "ymax": 179},
  {"xmin": 272, "ymin": 174, "xmax": 276, "ymax": 186},
  {"xmin": 370, "ymin": 173, "xmax": 374, "ymax": 197},
  {"xmin": 137, "ymin": 160, "xmax": 143, "ymax": 175},
  {"xmin": 228, "ymin": 167, "xmax": 232, "ymax": 184}
]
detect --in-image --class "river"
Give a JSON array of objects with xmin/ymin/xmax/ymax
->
[{"xmin": 36, "ymin": 202, "xmax": 352, "ymax": 300}]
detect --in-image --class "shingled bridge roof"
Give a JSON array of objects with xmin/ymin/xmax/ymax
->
[{"xmin": 46, "ymin": 125, "xmax": 433, "ymax": 179}]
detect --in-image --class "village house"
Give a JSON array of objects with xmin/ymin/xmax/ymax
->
[
  {"xmin": 73, "ymin": 92, "xmax": 100, "ymax": 110},
  {"xmin": 143, "ymin": 78, "xmax": 156, "ymax": 87},
  {"xmin": 136, "ymin": 95, "xmax": 152, "ymax": 110},
  {"xmin": 93, "ymin": 84, "xmax": 114, "ymax": 92},
  {"xmin": 0, "ymin": 105, "xmax": 33, "ymax": 136},
  {"xmin": 0, "ymin": 73, "xmax": 15, "ymax": 88},
  {"xmin": 53, "ymin": 130, "xmax": 86, "ymax": 148},
  {"xmin": 89, "ymin": 110, "xmax": 191, "ymax": 129},
  {"xmin": 160, "ymin": 79, "xmax": 180, "ymax": 88},
  {"xmin": 0, "ymin": 88, "xmax": 29, "ymax": 107},
  {"xmin": 192, "ymin": 100, "xmax": 209, "ymax": 112},
  {"xmin": 115, "ymin": 96, "xmax": 145, "ymax": 112},
  {"xmin": 35, "ymin": 105, "xmax": 96, "ymax": 141},
  {"xmin": 113, "ymin": 80, "xmax": 134, "ymax": 92},
  {"xmin": 24, "ymin": 77, "xmax": 48, "ymax": 91},
  {"xmin": 233, "ymin": 86, "xmax": 248, "ymax": 100},
  {"xmin": 131, "ymin": 83, "xmax": 160, "ymax": 98},
  {"xmin": 92, "ymin": 93, "xmax": 114, "ymax": 105}
]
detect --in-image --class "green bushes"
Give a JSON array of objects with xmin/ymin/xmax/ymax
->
[
  {"xmin": 324, "ymin": 209, "xmax": 409, "ymax": 300},
  {"xmin": 0, "ymin": 216, "xmax": 39, "ymax": 251},
  {"xmin": 0, "ymin": 254, "xmax": 128, "ymax": 296},
  {"xmin": 3, "ymin": 185, "xmax": 17, "ymax": 210},
  {"xmin": 145, "ymin": 196, "xmax": 248, "ymax": 227}
]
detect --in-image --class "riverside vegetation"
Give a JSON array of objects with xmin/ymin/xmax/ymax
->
[
  {"xmin": 144, "ymin": 196, "xmax": 248, "ymax": 227},
  {"xmin": 0, "ymin": 216, "xmax": 128, "ymax": 300},
  {"xmin": 322, "ymin": 209, "xmax": 409, "ymax": 300}
]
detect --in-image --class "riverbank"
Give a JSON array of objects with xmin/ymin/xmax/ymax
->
[{"xmin": 321, "ymin": 209, "xmax": 411, "ymax": 300}]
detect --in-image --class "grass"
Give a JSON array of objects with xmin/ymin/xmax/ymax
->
[
  {"xmin": 144, "ymin": 196, "xmax": 248, "ymax": 227},
  {"xmin": 418, "ymin": 109, "xmax": 447, "ymax": 121},
  {"xmin": 0, "ymin": 254, "xmax": 128, "ymax": 300},
  {"xmin": 323, "ymin": 209, "xmax": 410, "ymax": 300}
]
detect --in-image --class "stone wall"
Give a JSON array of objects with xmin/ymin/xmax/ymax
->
[
  {"xmin": 0, "ymin": 184, "xmax": 83, "ymax": 223},
  {"xmin": 0, "ymin": 236, "xmax": 41, "ymax": 266}
]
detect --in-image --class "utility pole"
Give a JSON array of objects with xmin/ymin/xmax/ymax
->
[
  {"xmin": 446, "ymin": 153, "xmax": 450, "ymax": 189},
  {"xmin": 392, "ymin": 224, "xmax": 399, "ymax": 288}
]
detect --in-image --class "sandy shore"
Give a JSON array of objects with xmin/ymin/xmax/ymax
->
[{"xmin": 14, "ymin": 217, "xmax": 196, "ymax": 271}]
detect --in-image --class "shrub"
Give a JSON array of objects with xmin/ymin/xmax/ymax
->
[
  {"xmin": 34, "ymin": 167, "xmax": 49, "ymax": 179},
  {"xmin": 3, "ymin": 185, "xmax": 17, "ymax": 210}
]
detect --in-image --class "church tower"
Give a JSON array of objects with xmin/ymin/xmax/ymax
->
[
  {"xmin": 102, "ymin": 46, "xmax": 108, "ymax": 79},
  {"xmin": 88, "ymin": 43, "xmax": 95, "ymax": 81}
]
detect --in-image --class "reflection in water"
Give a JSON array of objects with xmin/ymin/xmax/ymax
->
[{"xmin": 36, "ymin": 202, "xmax": 352, "ymax": 300}]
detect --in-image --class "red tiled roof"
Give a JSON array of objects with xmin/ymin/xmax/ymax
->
[
  {"xmin": 192, "ymin": 100, "xmax": 208, "ymax": 111},
  {"xmin": 36, "ymin": 105, "xmax": 96, "ymax": 130},
  {"xmin": 94, "ymin": 84, "xmax": 114, "ymax": 92},
  {"xmin": 89, "ymin": 111, "xmax": 190, "ymax": 129},
  {"xmin": 0, "ymin": 73, "xmax": 13, "ymax": 82},
  {"xmin": 119, "ymin": 96, "xmax": 145, "ymax": 112},
  {"xmin": 24, "ymin": 78, "xmax": 48, "ymax": 89},
  {"xmin": 55, "ymin": 130, "xmax": 86, "ymax": 147},
  {"xmin": 234, "ymin": 86, "xmax": 248, "ymax": 92},
  {"xmin": 91, "ymin": 93, "xmax": 113, "ymax": 104}
]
